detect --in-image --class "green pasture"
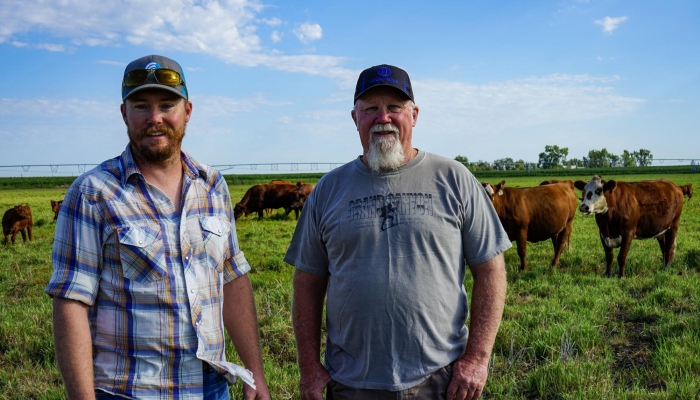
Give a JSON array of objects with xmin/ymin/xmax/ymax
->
[{"xmin": 1, "ymin": 172, "xmax": 699, "ymax": 399}]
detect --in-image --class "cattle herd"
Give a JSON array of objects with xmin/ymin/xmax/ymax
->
[{"xmin": 2, "ymin": 176, "xmax": 694, "ymax": 278}]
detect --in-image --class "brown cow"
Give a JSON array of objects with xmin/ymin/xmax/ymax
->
[
  {"xmin": 51, "ymin": 199, "xmax": 63, "ymax": 220},
  {"xmin": 574, "ymin": 175, "xmax": 684, "ymax": 277},
  {"xmin": 540, "ymin": 179, "xmax": 575, "ymax": 190},
  {"xmin": 292, "ymin": 183, "xmax": 315, "ymax": 214},
  {"xmin": 482, "ymin": 180, "xmax": 577, "ymax": 271},
  {"xmin": 265, "ymin": 180, "xmax": 293, "ymax": 215},
  {"xmin": 679, "ymin": 184, "xmax": 693, "ymax": 200},
  {"xmin": 234, "ymin": 183, "xmax": 307, "ymax": 221},
  {"xmin": 3, "ymin": 205, "xmax": 33, "ymax": 245}
]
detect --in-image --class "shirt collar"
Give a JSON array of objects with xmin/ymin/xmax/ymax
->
[{"xmin": 119, "ymin": 144, "xmax": 209, "ymax": 187}]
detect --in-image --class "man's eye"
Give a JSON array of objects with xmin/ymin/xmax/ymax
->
[
  {"xmin": 388, "ymin": 105, "xmax": 401, "ymax": 112},
  {"xmin": 364, "ymin": 107, "xmax": 377, "ymax": 112}
]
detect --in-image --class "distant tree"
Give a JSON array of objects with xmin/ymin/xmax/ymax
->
[
  {"xmin": 586, "ymin": 148, "xmax": 615, "ymax": 168},
  {"xmin": 475, "ymin": 160, "xmax": 494, "ymax": 171},
  {"xmin": 493, "ymin": 157, "xmax": 515, "ymax": 170},
  {"xmin": 514, "ymin": 159, "xmax": 526, "ymax": 170},
  {"xmin": 538, "ymin": 145, "xmax": 569, "ymax": 169},
  {"xmin": 633, "ymin": 149, "xmax": 653, "ymax": 167},
  {"xmin": 622, "ymin": 150, "xmax": 637, "ymax": 167},
  {"xmin": 566, "ymin": 158, "xmax": 583, "ymax": 168},
  {"xmin": 609, "ymin": 154, "xmax": 621, "ymax": 167},
  {"xmin": 455, "ymin": 155, "xmax": 469, "ymax": 167}
]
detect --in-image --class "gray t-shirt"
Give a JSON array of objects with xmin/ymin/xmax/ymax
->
[{"xmin": 284, "ymin": 150, "xmax": 511, "ymax": 391}]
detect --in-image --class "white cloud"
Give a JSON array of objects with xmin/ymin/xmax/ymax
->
[
  {"xmin": 595, "ymin": 16, "xmax": 629, "ymax": 34},
  {"xmin": 37, "ymin": 43, "xmax": 65, "ymax": 52},
  {"xmin": 271, "ymin": 30, "xmax": 282, "ymax": 43},
  {"xmin": 0, "ymin": 0, "xmax": 349, "ymax": 80},
  {"xmin": 293, "ymin": 23, "xmax": 322, "ymax": 44},
  {"xmin": 97, "ymin": 60, "xmax": 126, "ymax": 66}
]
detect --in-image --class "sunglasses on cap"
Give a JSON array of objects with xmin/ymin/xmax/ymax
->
[{"xmin": 122, "ymin": 68, "xmax": 183, "ymax": 87}]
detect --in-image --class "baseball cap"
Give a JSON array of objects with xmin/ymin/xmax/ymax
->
[
  {"xmin": 354, "ymin": 64, "xmax": 414, "ymax": 103},
  {"xmin": 121, "ymin": 55, "xmax": 188, "ymax": 101}
]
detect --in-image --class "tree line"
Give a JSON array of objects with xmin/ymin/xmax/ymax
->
[{"xmin": 455, "ymin": 146, "xmax": 654, "ymax": 171}]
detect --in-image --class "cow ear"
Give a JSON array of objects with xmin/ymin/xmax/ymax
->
[
  {"xmin": 604, "ymin": 180, "xmax": 617, "ymax": 192},
  {"xmin": 574, "ymin": 180, "xmax": 586, "ymax": 191}
]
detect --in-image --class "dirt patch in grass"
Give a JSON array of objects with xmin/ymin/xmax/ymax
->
[{"xmin": 608, "ymin": 310, "xmax": 666, "ymax": 391}]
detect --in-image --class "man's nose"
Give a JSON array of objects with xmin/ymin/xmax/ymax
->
[
  {"xmin": 146, "ymin": 108, "xmax": 164, "ymax": 124},
  {"xmin": 376, "ymin": 108, "xmax": 392, "ymax": 123}
]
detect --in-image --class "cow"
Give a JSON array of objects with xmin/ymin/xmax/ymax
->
[
  {"xmin": 3, "ymin": 205, "xmax": 33, "ymax": 245},
  {"xmin": 574, "ymin": 175, "xmax": 684, "ymax": 277},
  {"xmin": 265, "ymin": 180, "xmax": 293, "ymax": 215},
  {"xmin": 540, "ymin": 179, "xmax": 575, "ymax": 190},
  {"xmin": 679, "ymin": 184, "xmax": 693, "ymax": 200},
  {"xmin": 293, "ymin": 182, "xmax": 315, "ymax": 215},
  {"xmin": 234, "ymin": 183, "xmax": 307, "ymax": 221},
  {"xmin": 51, "ymin": 199, "xmax": 63, "ymax": 220},
  {"xmin": 481, "ymin": 180, "xmax": 577, "ymax": 271}
]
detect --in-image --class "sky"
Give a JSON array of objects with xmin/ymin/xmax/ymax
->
[{"xmin": 0, "ymin": 0, "xmax": 698, "ymax": 176}]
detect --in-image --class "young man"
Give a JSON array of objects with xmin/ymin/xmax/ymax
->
[
  {"xmin": 46, "ymin": 55, "xmax": 270, "ymax": 400},
  {"xmin": 285, "ymin": 64, "xmax": 511, "ymax": 400}
]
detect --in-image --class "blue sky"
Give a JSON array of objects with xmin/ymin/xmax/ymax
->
[{"xmin": 1, "ymin": 0, "xmax": 698, "ymax": 176}]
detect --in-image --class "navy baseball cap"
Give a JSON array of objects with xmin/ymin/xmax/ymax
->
[
  {"xmin": 354, "ymin": 64, "xmax": 414, "ymax": 103},
  {"xmin": 121, "ymin": 55, "xmax": 188, "ymax": 101}
]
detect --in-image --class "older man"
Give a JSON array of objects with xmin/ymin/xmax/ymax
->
[
  {"xmin": 46, "ymin": 55, "xmax": 270, "ymax": 400},
  {"xmin": 284, "ymin": 64, "xmax": 511, "ymax": 400}
]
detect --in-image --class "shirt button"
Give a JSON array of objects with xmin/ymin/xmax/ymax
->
[
  {"xmin": 138, "ymin": 240, "xmax": 143, "ymax": 244},
  {"xmin": 196, "ymin": 321, "xmax": 201, "ymax": 326},
  {"xmin": 191, "ymin": 289, "xmax": 196, "ymax": 293},
  {"xmin": 218, "ymin": 229, "xmax": 222, "ymax": 234},
  {"xmin": 185, "ymin": 256, "xmax": 189, "ymax": 260}
]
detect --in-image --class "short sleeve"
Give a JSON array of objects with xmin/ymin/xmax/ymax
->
[
  {"xmin": 283, "ymin": 189, "xmax": 330, "ymax": 276},
  {"xmin": 45, "ymin": 183, "xmax": 103, "ymax": 306}
]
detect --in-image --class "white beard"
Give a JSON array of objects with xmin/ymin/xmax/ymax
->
[{"xmin": 365, "ymin": 123, "xmax": 405, "ymax": 172}]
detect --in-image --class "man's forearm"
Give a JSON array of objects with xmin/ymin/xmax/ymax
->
[
  {"xmin": 292, "ymin": 270, "xmax": 328, "ymax": 373},
  {"xmin": 463, "ymin": 255, "xmax": 507, "ymax": 365},
  {"xmin": 53, "ymin": 297, "xmax": 96, "ymax": 400},
  {"xmin": 222, "ymin": 275, "xmax": 267, "ymax": 386}
]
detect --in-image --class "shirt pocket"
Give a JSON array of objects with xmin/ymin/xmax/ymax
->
[
  {"xmin": 117, "ymin": 225, "xmax": 167, "ymax": 283},
  {"xmin": 199, "ymin": 216, "xmax": 231, "ymax": 272}
]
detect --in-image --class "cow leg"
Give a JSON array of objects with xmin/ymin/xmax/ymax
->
[
  {"xmin": 516, "ymin": 231, "xmax": 528, "ymax": 271},
  {"xmin": 11, "ymin": 232, "xmax": 17, "ymax": 244},
  {"xmin": 20, "ymin": 229, "xmax": 27, "ymax": 242},
  {"xmin": 656, "ymin": 236, "xmax": 667, "ymax": 266},
  {"xmin": 616, "ymin": 235, "xmax": 634, "ymax": 278},
  {"xmin": 3, "ymin": 234, "xmax": 8, "ymax": 246},
  {"xmin": 551, "ymin": 231, "xmax": 567, "ymax": 268},
  {"xmin": 27, "ymin": 225, "xmax": 32, "ymax": 241},
  {"xmin": 257, "ymin": 210, "xmax": 264, "ymax": 221},
  {"xmin": 663, "ymin": 225, "xmax": 679, "ymax": 267},
  {"xmin": 294, "ymin": 209, "xmax": 299, "ymax": 220},
  {"xmin": 599, "ymin": 236, "xmax": 614, "ymax": 278}
]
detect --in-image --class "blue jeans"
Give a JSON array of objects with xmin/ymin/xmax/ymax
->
[{"xmin": 94, "ymin": 367, "xmax": 229, "ymax": 399}]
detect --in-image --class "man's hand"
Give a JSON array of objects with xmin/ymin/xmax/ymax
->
[
  {"xmin": 299, "ymin": 363, "xmax": 331, "ymax": 400},
  {"xmin": 243, "ymin": 382, "xmax": 271, "ymax": 400},
  {"xmin": 446, "ymin": 358, "xmax": 489, "ymax": 400}
]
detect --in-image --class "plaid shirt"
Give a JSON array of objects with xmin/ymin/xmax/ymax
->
[{"xmin": 45, "ymin": 145, "xmax": 254, "ymax": 399}]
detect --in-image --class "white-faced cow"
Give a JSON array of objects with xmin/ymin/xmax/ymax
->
[
  {"xmin": 574, "ymin": 175, "xmax": 684, "ymax": 277},
  {"xmin": 482, "ymin": 180, "xmax": 578, "ymax": 271}
]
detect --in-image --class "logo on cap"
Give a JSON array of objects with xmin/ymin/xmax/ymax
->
[
  {"xmin": 145, "ymin": 62, "xmax": 160, "ymax": 70},
  {"xmin": 376, "ymin": 66, "xmax": 392, "ymax": 77}
]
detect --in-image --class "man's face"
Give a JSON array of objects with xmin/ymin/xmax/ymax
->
[
  {"xmin": 351, "ymin": 88, "xmax": 419, "ymax": 170},
  {"xmin": 120, "ymin": 89, "xmax": 192, "ymax": 165}
]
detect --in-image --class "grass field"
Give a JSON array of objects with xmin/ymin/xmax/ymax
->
[{"xmin": 1, "ymin": 172, "xmax": 699, "ymax": 399}]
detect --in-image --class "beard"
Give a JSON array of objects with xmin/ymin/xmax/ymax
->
[
  {"xmin": 364, "ymin": 123, "xmax": 405, "ymax": 172},
  {"xmin": 128, "ymin": 124, "xmax": 185, "ymax": 165}
]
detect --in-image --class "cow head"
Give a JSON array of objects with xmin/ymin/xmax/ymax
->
[
  {"xmin": 13, "ymin": 205, "xmax": 32, "ymax": 219},
  {"xmin": 286, "ymin": 188, "xmax": 307, "ymax": 210},
  {"xmin": 574, "ymin": 175, "xmax": 616, "ymax": 215},
  {"xmin": 233, "ymin": 203, "xmax": 247, "ymax": 220},
  {"xmin": 481, "ymin": 180, "xmax": 505, "ymax": 201}
]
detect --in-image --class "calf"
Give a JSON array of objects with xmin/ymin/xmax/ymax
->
[
  {"xmin": 574, "ymin": 175, "xmax": 684, "ymax": 277},
  {"xmin": 482, "ymin": 180, "xmax": 577, "ymax": 270},
  {"xmin": 3, "ymin": 205, "xmax": 34, "ymax": 245},
  {"xmin": 679, "ymin": 184, "xmax": 693, "ymax": 200},
  {"xmin": 51, "ymin": 199, "xmax": 63, "ymax": 220},
  {"xmin": 234, "ymin": 183, "xmax": 307, "ymax": 221}
]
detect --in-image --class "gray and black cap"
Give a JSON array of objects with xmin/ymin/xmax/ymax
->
[
  {"xmin": 354, "ymin": 64, "xmax": 414, "ymax": 103},
  {"xmin": 121, "ymin": 55, "xmax": 188, "ymax": 101}
]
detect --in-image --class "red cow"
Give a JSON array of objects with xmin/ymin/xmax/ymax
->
[
  {"xmin": 679, "ymin": 184, "xmax": 693, "ymax": 200},
  {"xmin": 574, "ymin": 175, "xmax": 684, "ymax": 277},
  {"xmin": 540, "ymin": 179, "xmax": 575, "ymax": 190},
  {"xmin": 482, "ymin": 180, "xmax": 577, "ymax": 270},
  {"xmin": 265, "ymin": 180, "xmax": 293, "ymax": 215},
  {"xmin": 51, "ymin": 199, "xmax": 63, "ymax": 220},
  {"xmin": 3, "ymin": 205, "xmax": 34, "ymax": 245},
  {"xmin": 234, "ymin": 183, "xmax": 307, "ymax": 221},
  {"xmin": 293, "ymin": 183, "xmax": 315, "ymax": 215}
]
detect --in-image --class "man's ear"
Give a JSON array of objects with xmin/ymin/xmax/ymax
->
[
  {"xmin": 184, "ymin": 101, "xmax": 193, "ymax": 123},
  {"xmin": 351, "ymin": 109, "xmax": 359, "ymax": 131},
  {"xmin": 120, "ymin": 103, "xmax": 128, "ymax": 125},
  {"xmin": 411, "ymin": 104, "xmax": 419, "ymax": 127}
]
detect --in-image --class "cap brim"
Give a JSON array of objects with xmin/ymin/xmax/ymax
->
[
  {"xmin": 354, "ymin": 84, "xmax": 413, "ymax": 103},
  {"xmin": 123, "ymin": 84, "xmax": 187, "ymax": 101}
]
